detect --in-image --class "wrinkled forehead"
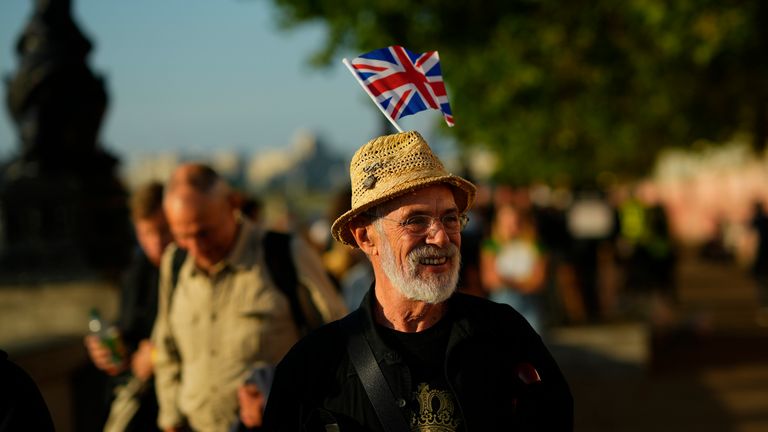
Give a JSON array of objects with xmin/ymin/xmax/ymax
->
[{"xmin": 376, "ymin": 184, "xmax": 459, "ymax": 216}]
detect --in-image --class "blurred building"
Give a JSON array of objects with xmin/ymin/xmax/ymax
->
[{"xmin": 246, "ymin": 130, "xmax": 347, "ymax": 193}]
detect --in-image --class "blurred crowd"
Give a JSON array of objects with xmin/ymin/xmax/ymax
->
[
  {"xmin": 69, "ymin": 159, "xmax": 768, "ymax": 431},
  {"xmin": 297, "ymin": 175, "xmax": 768, "ymax": 336},
  {"xmin": 303, "ymin": 180, "xmax": 682, "ymax": 332}
]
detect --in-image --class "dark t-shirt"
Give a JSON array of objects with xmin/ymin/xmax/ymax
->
[{"xmin": 378, "ymin": 315, "xmax": 463, "ymax": 431}]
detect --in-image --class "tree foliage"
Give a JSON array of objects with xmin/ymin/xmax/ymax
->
[{"xmin": 269, "ymin": 0, "xmax": 768, "ymax": 184}]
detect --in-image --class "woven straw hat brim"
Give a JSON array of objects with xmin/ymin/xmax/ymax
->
[{"xmin": 331, "ymin": 174, "xmax": 476, "ymax": 247}]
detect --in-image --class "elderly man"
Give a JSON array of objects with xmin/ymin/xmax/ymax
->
[
  {"xmin": 263, "ymin": 131, "xmax": 573, "ymax": 431},
  {"xmin": 152, "ymin": 164, "xmax": 346, "ymax": 432}
]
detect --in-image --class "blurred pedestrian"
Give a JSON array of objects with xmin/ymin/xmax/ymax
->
[
  {"xmin": 84, "ymin": 181, "xmax": 171, "ymax": 432},
  {"xmin": 618, "ymin": 185, "xmax": 677, "ymax": 323},
  {"xmin": 264, "ymin": 131, "xmax": 572, "ymax": 431},
  {"xmin": 322, "ymin": 187, "xmax": 373, "ymax": 310},
  {"xmin": 566, "ymin": 189, "xmax": 617, "ymax": 322},
  {"xmin": 481, "ymin": 202, "xmax": 549, "ymax": 332},
  {"xmin": 152, "ymin": 163, "xmax": 346, "ymax": 432}
]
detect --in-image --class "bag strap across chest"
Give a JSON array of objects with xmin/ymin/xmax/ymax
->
[{"xmin": 341, "ymin": 310, "xmax": 411, "ymax": 432}]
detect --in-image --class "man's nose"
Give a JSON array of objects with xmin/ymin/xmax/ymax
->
[
  {"xmin": 425, "ymin": 222, "xmax": 451, "ymax": 247},
  {"xmin": 180, "ymin": 238, "xmax": 202, "ymax": 255}
]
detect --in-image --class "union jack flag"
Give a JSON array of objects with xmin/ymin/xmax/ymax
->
[{"xmin": 347, "ymin": 46, "xmax": 454, "ymax": 127}]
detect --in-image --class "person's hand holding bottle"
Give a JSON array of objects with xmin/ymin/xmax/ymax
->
[
  {"xmin": 84, "ymin": 334, "xmax": 126, "ymax": 375},
  {"xmin": 84, "ymin": 308, "xmax": 126, "ymax": 375}
]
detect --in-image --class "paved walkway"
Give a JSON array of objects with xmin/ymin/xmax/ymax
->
[{"xmin": 548, "ymin": 248, "xmax": 768, "ymax": 431}]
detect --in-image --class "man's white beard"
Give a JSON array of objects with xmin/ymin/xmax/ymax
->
[{"xmin": 378, "ymin": 230, "xmax": 460, "ymax": 304}]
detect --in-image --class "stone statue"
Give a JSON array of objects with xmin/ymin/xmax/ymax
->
[
  {"xmin": 6, "ymin": 0, "xmax": 108, "ymax": 170},
  {"xmin": 1, "ymin": 0, "xmax": 132, "ymax": 280}
]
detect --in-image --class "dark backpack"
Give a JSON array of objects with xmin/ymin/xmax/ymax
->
[{"xmin": 169, "ymin": 231, "xmax": 324, "ymax": 335}]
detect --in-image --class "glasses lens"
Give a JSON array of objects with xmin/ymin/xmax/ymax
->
[
  {"xmin": 404, "ymin": 215, "xmax": 432, "ymax": 234},
  {"xmin": 441, "ymin": 214, "xmax": 461, "ymax": 232}
]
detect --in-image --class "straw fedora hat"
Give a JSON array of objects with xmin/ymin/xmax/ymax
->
[{"xmin": 331, "ymin": 131, "xmax": 477, "ymax": 247}]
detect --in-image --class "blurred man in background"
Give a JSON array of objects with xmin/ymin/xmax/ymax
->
[
  {"xmin": 152, "ymin": 163, "xmax": 346, "ymax": 432},
  {"xmin": 85, "ymin": 181, "xmax": 172, "ymax": 432}
]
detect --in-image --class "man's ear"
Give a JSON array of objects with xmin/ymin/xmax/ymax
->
[{"xmin": 350, "ymin": 221, "xmax": 377, "ymax": 256}]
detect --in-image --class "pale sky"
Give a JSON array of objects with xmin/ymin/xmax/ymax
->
[{"xmin": 0, "ymin": 0, "xmax": 438, "ymax": 165}]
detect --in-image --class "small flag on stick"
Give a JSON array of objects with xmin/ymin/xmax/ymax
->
[{"xmin": 342, "ymin": 45, "xmax": 454, "ymax": 132}]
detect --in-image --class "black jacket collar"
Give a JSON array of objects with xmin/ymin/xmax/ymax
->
[{"xmin": 355, "ymin": 287, "xmax": 479, "ymax": 365}]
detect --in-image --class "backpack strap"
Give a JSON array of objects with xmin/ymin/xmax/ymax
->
[
  {"xmin": 170, "ymin": 247, "xmax": 187, "ymax": 298},
  {"xmin": 157, "ymin": 247, "xmax": 187, "ymax": 368},
  {"xmin": 262, "ymin": 231, "xmax": 306, "ymax": 331}
]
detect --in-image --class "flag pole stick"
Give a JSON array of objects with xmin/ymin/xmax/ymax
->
[{"xmin": 342, "ymin": 58, "xmax": 403, "ymax": 133}]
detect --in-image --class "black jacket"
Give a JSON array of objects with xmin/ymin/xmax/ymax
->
[
  {"xmin": 263, "ymin": 290, "xmax": 573, "ymax": 431},
  {"xmin": 110, "ymin": 249, "xmax": 161, "ymax": 432},
  {"xmin": 118, "ymin": 248, "xmax": 160, "ymax": 351},
  {"xmin": 0, "ymin": 350, "xmax": 55, "ymax": 432}
]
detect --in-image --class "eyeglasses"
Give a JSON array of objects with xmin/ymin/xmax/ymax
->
[{"xmin": 375, "ymin": 213, "xmax": 469, "ymax": 236}]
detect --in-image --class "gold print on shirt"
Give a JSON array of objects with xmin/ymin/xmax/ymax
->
[{"xmin": 410, "ymin": 383, "xmax": 461, "ymax": 432}]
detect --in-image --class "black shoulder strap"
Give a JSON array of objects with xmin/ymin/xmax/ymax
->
[
  {"xmin": 341, "ymin": 310, "xmax": 410, "ymax": 432},
  {"xmin": 170, "ymin": 247, "xmax": 187, "ymax": 296},
  {"xmin": 262, "ymin": 231, "xmax": 305, "ymax": 330},
  {"xmin": 161, "ymin": 247, "xmax": 188, "ymax": 362}
]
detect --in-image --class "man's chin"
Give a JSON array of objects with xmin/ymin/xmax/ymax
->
[
  {"xmin": 423, "ymin": 287, "xmax": 456, "ymax": 304},
  {"xmin": 400, "ymin": 278, "xmax": 456, "ymax": 304}
]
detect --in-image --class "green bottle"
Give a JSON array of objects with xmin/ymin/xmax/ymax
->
[{"xmin": 88, "ymin": 308, "xmax": 123, "ymax": 365}]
